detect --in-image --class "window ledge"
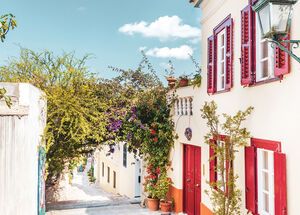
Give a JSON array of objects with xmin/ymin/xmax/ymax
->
[
  {"xmin": 209, "ymin": 88, "xmax": 231, "ymax": 95},
  {"xmin": 249, "ymin": 77, "xmax": 280, "ymax": 87}
]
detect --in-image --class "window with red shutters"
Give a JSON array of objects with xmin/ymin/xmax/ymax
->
[
  {"xmin": 245, "ymin": 138, "xmax": 287, "ymax": 215},
  {"xmin": 207, "ymin": 15, "xmax": 233, "ymax": 94},
  {"xmin": 241, "ymin": 1, "xmax": 290, "ymax": 86},
  {"xmin": 207, "ymin": 36, "xmax": 215, "ymax": 94}
]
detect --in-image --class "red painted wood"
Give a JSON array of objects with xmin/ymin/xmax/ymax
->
[
  {"xmin": 194, "ymin": 147, "xmax": 201, "ymax": 215},
  {"xmin": 207, "ymin": 36, "xmax": 215, "ymax": 94},
  {"xmin": 274, "ymin": 34, "xmax": 290, "ymax": 78},
  {"xmin": 241, "ymin": 5, "xmax": 253, "ymax": 86},
  {"xmin": 225, "ymin": 19, "xmax": 233, "ymax": 90},
  {"xmin": 183, "ymin": 145, "xmax": 201, "ymax": 215},
  {"xmin": 251, "ymin": 138, "xmax": 282, "ymax": 152},
  {"xmin": 274, "ymin": 152, "xmax": 288, "ymax": 215},
  {"xmin": 245, "ymin": 146, "xmax": 257, "ymax": 214},
  {"xmin": 209, "ymin": 144, "xmax": 216, "ymax": 184}
]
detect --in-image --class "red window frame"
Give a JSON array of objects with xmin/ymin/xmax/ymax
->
[
  {"xmin": 207, "ymin": 15, "xmax": 233, "ymax": 94},
  {"xmin": 245, "ymin": 138, "xmax": 287, "ymax": 215},
  {"xmin": 240, "ymin": 1, "xmax": 290, "ymax": 87}
]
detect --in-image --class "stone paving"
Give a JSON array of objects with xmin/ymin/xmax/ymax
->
[
  {"xmin": 47, "ymin": 204, "xmax": 164, "ymax": 215},
  {"xmin": 46, "ymin": 159, "xmax": 172, "ymax": 214}
]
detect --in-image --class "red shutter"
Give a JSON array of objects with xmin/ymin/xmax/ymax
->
[
  {"xmin": 274, "ymin": 152, "xmax": 287, "ymax": 215},
  {"xmin": 209, "ymin": 144, "xmax": 216, "ymax": 184},
  {"xmin": 225, "ymin": 19, "xmax": 233, "ymax": 90},
  {"xmin": 207, "ymin": 36, "xmax": 215, "ymax": 94},
  {"xmin": 241, "ymin": 5, "xmax": 254, "ymax": 86},
  {"xmin": 245, "ymin": 146, "xmax": 257, "ymax": 214},
  {"xmin": 274, "ymin": 34, "xmax": 290, "ymax": 78}
]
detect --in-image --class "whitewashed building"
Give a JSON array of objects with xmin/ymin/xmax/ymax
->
[
  {"xmin": 0, "ymin": 83, "xmax": 47, "ymax": 215},
  {"xmin": 167, "ymin": 0, "xmax": 300, "ymax": 214},
  {"xmin": 94, "ymin": 142, "xmax": 142, "ymax": 199}
]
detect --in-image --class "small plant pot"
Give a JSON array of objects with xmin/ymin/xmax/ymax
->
[
  {"xmin": 160, "ymin": 200, "xmax": 172, "ymax": 212},
  {"xmin": 147, "ymin": 198, "xmax": 159, "ymax": 211},
  {"xmin": 179, "ymin": 78, "xmax": 189, "ymax": 87},
  {"xmin": 166, "ymin": 76, "xmax": 177, "ymax": 89}
]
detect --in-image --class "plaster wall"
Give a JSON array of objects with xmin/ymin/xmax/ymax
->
[{"xmin": 170, "ymin": 0, "xmax": 300, "ymax": 213}]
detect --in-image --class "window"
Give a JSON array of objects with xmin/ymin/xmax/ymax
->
[
  {"xmin": 107, "ymin": 166, "xmax": 110, "ymax": 183},
  {"xmin": 245, "ymin": 138, "xmax": 287, "ymax": 215},
  {"xmin": 217, "ymin": 30, "xmax": 226, "ymax": 91},
  {"xmin": 207, "ymin": 15, "xmax": 233, "ymax": 94},
  {"xmin": 256, "ymin": 14, "xmax": 275, "ymax": 82},
  {"xmin": 189, "ymin": 97, "xmax": 193, "ymax": 116},
  {"xmin": 241, "ymin": 4, "xmax": 289, "ymax": 86},
  {"xmin": 123, "ymin": 143, "xmax": 127, "ymax": 168},
  {"xmin": 102, "ymin": 162, "xmax": 104, "ymax": 177},
  {"xmin": 257, "ymin": 149, "xmax": 275, "ymax": 214},
  {"xmin": 184, "ymin": 98, "xmax": 188, "ymax": 115},
  {"xmin": 113, "ymin": 171, "xmax": 116, "ymax": 188}
]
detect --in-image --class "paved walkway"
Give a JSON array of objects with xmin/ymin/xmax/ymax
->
[
  {"xmin": 46, "ymin": 159, "xmax": 165, "ymax": 214},
  {"xmin": 47, "ymin": 204, "xmax": 163, "ymax": 215}
]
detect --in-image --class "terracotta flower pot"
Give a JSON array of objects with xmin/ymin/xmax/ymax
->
[
  {"xmin": 160, "ymin": 200, "xmax": 172, "ymax": 212},
  {"xmin": 147, "ymin": 198, "xmax": 159, "ymax": 211},
  {"xmin": 179, "ymin": 78, "xmax": 189, "ymax": 87},
  {"xmin": 166, "ymin": 76, "xmax": 177, "ymax": 89}
]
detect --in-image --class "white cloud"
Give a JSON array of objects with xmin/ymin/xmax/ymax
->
[
  {"xmin": 145, "ymin": 45, "xmax": 193, "ymax": 60},
  {"xmin": 119, "ymin": 16, "xmax": 201, "ymax": 40},
  {"xmin": 139, "ymin": 46, "xmax": 147, "ymax": 51}
]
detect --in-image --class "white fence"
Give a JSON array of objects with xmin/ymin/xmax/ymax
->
[{"xmin": 0, "ymin": 83, "xmax": 47, "ymax": 215}]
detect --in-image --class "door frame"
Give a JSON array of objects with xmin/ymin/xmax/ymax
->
[{"xmin": 183, "ymin": 144, "xmax": 202, "ymax": 215}]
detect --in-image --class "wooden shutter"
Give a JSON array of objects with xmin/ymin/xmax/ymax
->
[
  {"xmin": 241, "ymin": 5, "xmax": 253, "ymax": 86},
  {"xmin": 245, "ymin": 146, "xmax": 257, "ymax": 214},
  {"xmin": 274, "ymin": 34, "xmax": 290, "ymax": 78},
  {"xmin": 209, "ymin": 144, "xmax": 216, "ymax": 184},
  {"xmin": 274, "ymin": 152, "xmax": 287, "ymax": 215},
  {"xmin": 207, "ymin": 36, "xmax": 215, "ymax": 94},
  {"xmin": 225, "ymin": 19, "xmax": 233, "ymax": 90}
]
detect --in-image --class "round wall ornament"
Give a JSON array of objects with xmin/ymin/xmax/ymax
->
[{"xmin": 185, "ymin": 127, "xmax": 192, "ymax": 141}]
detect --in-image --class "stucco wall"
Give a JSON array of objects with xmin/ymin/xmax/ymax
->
[
  {"xmin": 94, "ymin": 142, "xmax": 142, "ymax": 199},
  {"xmin": 170, "ymin": 0, "xmax": 300, "ymax": 214},
  {"xmin": 0, "ymin": 83, "xmax": 47, "ymax": 215}
]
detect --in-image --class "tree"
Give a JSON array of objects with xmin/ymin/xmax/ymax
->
[
  {"xmin": 200, "ymin": 101, "xmax": 253, "ymax": 215},
  {"xmin": 0, "ymin": 49, "xmax": 108, "ymax": 187},
  {"xmin": 0, "ymin": 13, "xmax": 16, "ymax": 106},
  {"xmin": 0, "ymin": 14, "xmax": 17, "ymax": 42}
]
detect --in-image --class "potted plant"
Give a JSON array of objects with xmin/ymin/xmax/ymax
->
[
  {"xmin": 144, "ymin": 165, "xmax": 160, "ymax": 211},
  {"xmin": 156, "ymin": 171, "xmax": 173, "ymax": 212},
  {"xmin": 178, "ymin": 74, "xmax": 189, "ymax": 87},
  {"xmin": 165, "ymin": 60, "xmax": 177, "ymax": 89}
]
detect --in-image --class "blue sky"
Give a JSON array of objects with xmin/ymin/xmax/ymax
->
[{"xmin": 0, "ymin": 0, "xmax": 201, "ymax": 81}]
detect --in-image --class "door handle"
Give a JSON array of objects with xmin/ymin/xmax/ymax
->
[
  {"xmin": 195, "ymin": 184, "xmax": 200, "ymax": 187},
  {"xmin": 187, "ymin": 179, "xmax": 191, "ymax": 182}
]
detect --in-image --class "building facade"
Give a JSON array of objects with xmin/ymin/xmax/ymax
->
[
  {"xmin": 94, "ymin": 142, "xmax": 142, "ymax": 199},
  {"xmin": 168, "ymin": 0, "xmax": 300, "ymax": 214}
]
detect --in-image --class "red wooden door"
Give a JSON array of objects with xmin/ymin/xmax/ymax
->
[{"xmin": 184, "ymin": 145, "xmax": 201, "ymax": 215}]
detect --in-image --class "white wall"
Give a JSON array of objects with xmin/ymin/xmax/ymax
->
[
  {"xmin": 170, "ymin": 0, "xmax": 300, "ymax": 213},
  {"xmin": 94, "ymin": 142, "xmax": 142, "ymax": 199},
  {"xmin": 0, "ymin": 83, "xmax": 47, "ymax": 215}
]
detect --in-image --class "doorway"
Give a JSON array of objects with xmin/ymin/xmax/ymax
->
[{"xmin": 183, "ymin": 144, "xmax": 201, "ymax": 215}]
